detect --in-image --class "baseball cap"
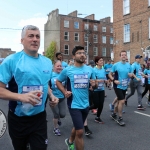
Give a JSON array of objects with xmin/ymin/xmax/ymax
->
[
  {"xmin": 55, "ymin": 52, "xmax": 62, "ymax": 57},
  {"xmin": 135, "ymin": 55, "xmax": 142, "ymax": 59},
  {"xmin": 89, "ymin": 60, "xmax": 95, "ymax": 67}
]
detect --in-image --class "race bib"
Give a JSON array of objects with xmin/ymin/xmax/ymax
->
[
  {"xmin": 74, "ymin": 74, "xmax": 88, "ymax": 89},
  {"xmin": 122, "ymin": 79, "xmax": 128, "ymax": 87},
  {"xmin": 98, "ymin": 82, "xmax": 104, "ymax": 90},
  {"xmin": 138, "ymin": 69, "xmax": 143, "ymax": 76},
  {"xmin": 22, "ymin": 85, "xmax": 43, "ymax": 106},
  {"xmin": 107, "ymin": 68, "xmax": 111, "ymax": 71},
  {"xmin": 54, "ymin": 79, "xmax": 57, "ymax": 88}
]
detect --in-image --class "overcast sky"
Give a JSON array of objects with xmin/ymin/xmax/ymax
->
[{"xmin": 0, "ymin": 0, "xmax": 113, "ymax": 55}]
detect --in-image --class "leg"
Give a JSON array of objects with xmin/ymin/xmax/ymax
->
[
  {"xmin": 142, "ymin": 84, "xmax": 148, "ymax": 98},
  {"xmin": 136, "ymin": 83, "xmax": 143, "ymax": 105}
]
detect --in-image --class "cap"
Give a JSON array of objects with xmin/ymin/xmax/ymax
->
[
  {"xmin": 89, "ymin": 60, "xmax": 95, "ymax": 67},
  {"xmin": 135, "ymin": 55, "xmax": 142, "ymax": 59},
  {"xmin": 55, "ymin": 52, "xmax": 62, "ymax": 58}
]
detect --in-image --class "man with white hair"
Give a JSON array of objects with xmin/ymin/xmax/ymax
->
[{"xmin": 0, "ymin": 25, "xmax": 58, "ymax": 150}]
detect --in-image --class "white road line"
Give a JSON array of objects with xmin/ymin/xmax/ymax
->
[{"xmin": 134, "ymin": 111, "xmax": 150, "ymax": 117}]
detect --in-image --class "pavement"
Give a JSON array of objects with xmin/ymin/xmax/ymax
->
[{"xmin": 0, "ymin": 88, "xmax": 150, "ymax": 150}]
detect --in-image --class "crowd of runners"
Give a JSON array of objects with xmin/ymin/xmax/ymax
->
[{"xmin": 0, "ymin": 25, "xmax": 150, "ymax": 150}]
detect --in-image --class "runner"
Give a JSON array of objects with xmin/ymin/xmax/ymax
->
[
  {"xmin": 104, "ymin": 60, "xmax": 113, "ymax": 90},
  {"xmin": 49, "ymin": 60, "xmax": 66, "ymax": 136},
  {"xmin": 125, "ymin": 55, "xmax": 144, "ymax": 109},
  {"xmin": 0, "ymin": 25, "xmax": 58, "ymax": 150},
  {"xmin": 56, "ymin": 46, "xmax": 96, "ymax": 150},
  {"xmin": 91, "ymin": 56, "xmax": 107, "ymax": 124},
  {"xmin": 56, "ymin": 52, "xmax": 68, "ymax": 69},
  {"xmin": 109, "ymin": 50, "xmax": 132, "ymax": 126}
]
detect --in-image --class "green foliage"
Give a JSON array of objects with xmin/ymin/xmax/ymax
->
[{"xmin": 45, "ymin": 41, "xmax": 56, "ymax": 63}]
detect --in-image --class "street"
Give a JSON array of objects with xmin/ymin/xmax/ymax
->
[{"xmin": 0, "ymin": 88, "xmax": 150, "ymax": 150}]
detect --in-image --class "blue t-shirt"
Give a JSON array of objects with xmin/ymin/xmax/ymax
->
[
  {"xmin": 131, "ymin": 62, "xmax": 143, "ymax": 81},
  {"xmin": 104, "ymin": 63, "xmax": 113, "ymax": 74},
  {"xmin": 111, "ymin": 61, "xmax": 131, "ymax": 90},
  {"xmin": 0, "ymin": 51, "xmax": 52, "ymax": 116},
  {"xmin": 62, "ymin": 61, "xmax": 68, "ymax": 69},
  {"xmin": 57, "ymin": 65, "xmax": 96, "ymax": 109},
  {"xmin": 144, "ymin": 69, "xmax": 150, "ymax": 84},
  {"xmin": 50, "ymin": 72, "xmax": 65, "ymax": 99},
  {"xmin": 93, "ymin": 67, "xmax": 106, "ymax": 91}
]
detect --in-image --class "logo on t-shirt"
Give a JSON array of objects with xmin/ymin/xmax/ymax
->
[{"xmin": 0, "ymin": 109, "xmax": 7, "ymax": 138}]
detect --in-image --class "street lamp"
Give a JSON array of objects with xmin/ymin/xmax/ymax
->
[{"xmin": 78, "ymin": 13, "xmax": 89, "ymax": 64}]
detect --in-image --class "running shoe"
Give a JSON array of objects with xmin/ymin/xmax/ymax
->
[
  {"xmin": 91, "ymin": 109, "xmax": 97, "ymax": 115},
  {"xmin": 85, "ymin": 128, "xmax": 92, "ymax": 136},
  {"xmin": 110, "ymin": 113, "xmax": 117, "ymax": 121},
  {"xmin": 53, "ymin": 128, "xmax": 61, "ymax": 136},
  {"xmin": 109, "ymin": 103, "xmax": 114, "ymax": 111},
  {"xmin": 117, "ymin": 117, "xmax": 125, "ymax": 126},
  {"xmin": 65, "ymin": 138, "xmax": 75, "ymax": 150},
  {"xmin": 58, "ymin": 119, "xmax": 62, "ymax": 126},
  {"xmin": 137, "ymin": 105, "xmax": 145, "ymax": 110},
  {"xmin": 146, "ymin": 93, "xmax": 149, "ymax": 99},
  {"xmin": 125, "ymin": 100, "xmax": 127, "ymax": 106},
  {"xmin": 26, "ymin": 143, "xmax": 31, "ymax": 150},
  {"xmin": 147, "ymin": 102, "xmax": 150, "ymax": 107},
  {"xmin": 126, "ymin": 91, "xmax": 128, "ymax": 95},
  {"xmin": 95, "ymin": 117, "xmax": 104, "ymax": 124}
]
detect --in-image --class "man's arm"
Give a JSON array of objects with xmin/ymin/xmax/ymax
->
[{"xmin": 0, "ymin": 82, "xmax": 41, "ymax": 105}]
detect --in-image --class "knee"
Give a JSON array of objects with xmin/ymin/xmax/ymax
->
[
  {"xmin": 59, "ymin": 113, "xmax": 66, "ymax": 118},
  {"xmin": 75, "ymin": 129, "xmax": 84, "ymax": 138},
  {"xmin": 54, "ymin": 114, "xmax": 59, "ymax": 119}
]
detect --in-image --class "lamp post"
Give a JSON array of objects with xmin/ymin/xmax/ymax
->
[{"xmin": 78, "ymin": 13, "xmax": 89, "ymax": 64}]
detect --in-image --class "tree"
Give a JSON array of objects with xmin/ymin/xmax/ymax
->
[{"xmin": 45, "ymin": 41, "xmax": 56, "ymax": 63}]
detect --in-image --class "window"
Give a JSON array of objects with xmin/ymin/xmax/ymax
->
[
  {"xmin": 84, "ymin": 46, "xmax": 87, "ymax": 54},
  {"xmin": 74, "ymin": 22, "xmax": 79, "ymax": 29},
  {"xmin": 110, "ymin": 48, "xmax": 113, "ymax": 57},
  {"xmin": 64, "ymin": 32, "xmax": 69, "ymax": 41},
  {"xmin": 93, "ymin": 35, "xmax": 98, "ymax": 43},
  {"xmin": 102, "ymin": 47, "xmax": 106, "ymax": 56},
  {"xmin": 110, "ymin": 37, "xmax": 113, "ymax": 44},
  {"xmin": 64, "ymin": 45, "xmax": 69, "ymax": 55},
  {"xmin": 124, "ymin": 24, "xmax": 130, "ymax": 43},
  {"xmin": 102, "ymin": 36, "xmax": 106, "ymax": 43},
  {"xmin": 123, "ymin": 0, "xmax": 130, "ymax": 15},
  {"xmin": 149, "ymin": 18, "xmax": 150, "ymax": 38},
  {"xmin": 110, "ymin": 28, "xmax": 113, "ymax": 33},
  {"xmin": 102, "ymin": 27, "xmax": 106, "ymax": 32},
  {"xmin": 64, "ymin": 20, "xmax": 69, "ymax": 28},
  {"xmin": 93, "ymin": 25, "xmax": 98, "ymax": 31},
  {"xmin": 93, "ymin": 47, "xmax": 98, "ymax": 56},
  {"xmin": 84, "ymin": 34, "xmax": 88, "ymax": 42},
  {"xmin": 74, "ymin": 33, "xmax": 79, "ymax": 41},
  {"xmin": 149, "ymin": 0, "xmax": 150, "ymax": 6},
  {"xmin": 84, "ymin": 24, "xmax": 89, "ymax": 30}
]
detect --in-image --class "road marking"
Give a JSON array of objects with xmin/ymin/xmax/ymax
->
[{"xmin": 134, "ymin": 111, "xmax": 150, "ymax": 117}]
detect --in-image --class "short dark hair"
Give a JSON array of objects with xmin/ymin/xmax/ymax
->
[
  {"xmin": 72, "ymin": 46, "xmax": 84, "ymax": 55},
  {"xmin": 55, "ymin": 52, "xmax": 62, "ymax": 58},
  {"xmin": 120, "ymin": 50, "xmax": 127, "ymax": 56},
  {"xmin": 94, "ymin": 56, "xmax": 103, "ymax": 65}
]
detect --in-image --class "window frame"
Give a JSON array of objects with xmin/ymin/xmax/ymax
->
[
  {"xmin": 93, "ymin": 47, "xmax": 98, "ymax": 56},
  {"xmin": 102, "ymin": 36, "xmax": 106, "ymax": 44},
  {"xmin": 123, "ymin": 0, "xmax": 130, "ymax": 15},
  {"xmin": 124, "ymin": 24, "xmax": 130, "ymax": 43},
  {"xmin": 84, "ymin": 24, "xmax": 89, "ymax": 30},
  {"xmin": 93, "ymin": 25, "xmax": 98, "ymax": 31},
  {"xmin": 64, "ymin": 20, "xmax": 69, "ymax": 28},
  {"xmin": 74, "ymin": 22, "xmax": 79, "ymax": 29},
  {"xmin": 74, "ymin": 33, "xmax": 79, "ymax": 41},
  {"xmin": 64, "ymin": 45, "xmax": 69, "ymax": 55},
  {"xmin": 64, "ymin": 31, "xmax": 69, "ymax": 41},
  {"xmin": 102, "ymin": 47, "xmax": 106, "ymax": 57},
  {"xmin": 84, "ymin": 34, "xmax": 88, "ymax": 42},
  {"xmin": 110, "ymin": 37, "xmax": 113, "ymax": 44},
  {"xmin": 102, "ymin": 26, "xmax": 106, "ymax": 32},
  {"xmin": 149, "ymin": 18, "xmax": 150, "ymax": 39},
  {"xmin": 93, "ymin": 34, "xmax": 98, "ymax": 43}
]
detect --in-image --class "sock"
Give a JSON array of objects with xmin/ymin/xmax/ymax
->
[{"xmin": 84, "ymin": 125, "xmax": 88, "ymax": 131}]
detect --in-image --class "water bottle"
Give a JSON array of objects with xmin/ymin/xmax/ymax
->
[{"xmin": 21, "ymin": 103, "xmax": 33, "ymax": 113}]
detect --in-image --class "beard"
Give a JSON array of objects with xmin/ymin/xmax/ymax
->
[{"xmin": 75, "ymin": 57, "xmax": 85, "ymax": 64}]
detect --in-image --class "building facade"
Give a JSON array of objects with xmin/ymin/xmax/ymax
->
[
  {"xmin": 44, "ymin": 9, "xmax": 113, "ymax": 64},
  {"xmin": 0, "ymin": 48, "xmax": 16, "ymax": 63},
  {"xmin": 113, "ymin": 0, "xmax": 150, "ymax": 63}
]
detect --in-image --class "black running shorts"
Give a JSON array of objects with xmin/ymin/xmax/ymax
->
[
  {"xmin": 114, "ymin": 88, "xmax": 126, "ymax": 101},
  {"xmin": 68, "ymin": 107, "xmax": 89, "ymax": 130},
  {"xmin": 8, "ymin": 110, "xmax": 48, "ymax": 150}
]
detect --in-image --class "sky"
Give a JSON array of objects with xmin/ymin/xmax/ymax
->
[{"xmin": 0, "ymin": 0, "xmax": 113, "ymax": 55}]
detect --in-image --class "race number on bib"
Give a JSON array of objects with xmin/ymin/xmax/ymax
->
[
  {"xmin": 98, "ymin": 82, "xmax": 104, "ymax": 90},
  {"xmin": 74, "ymin": 74, "xmax": 88, "ymax": 89},
  {"xmin": 22, "ymin": 85, "xmax": 43, "ymax": 106},
  {"xmin": 122, "ymin": 79, "xmax": 128, "ymax": 87}
]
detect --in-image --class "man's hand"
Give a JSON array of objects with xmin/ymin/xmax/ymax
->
[
  {"xmin": 49, "ymin": 94, "xmax": 59, "ymax": 107},
  {"xmin": 96, "ymin": 79, "xmax": 104, "ymax": 83},
  {"xmin": 90, "ymin": 79, "xmax": 96, "ymax": 87},
  {"xmin": 19, "ymin": 90, "xmax": 43, "ymax": 106},
  {"xmin": 64, "ymin": 91, "xmax": 72, "ymax": 98},
  {"xmin": 89, "ymin": 86, "xmax": 93, "ymax": 91},
  {"xmin": 114, "ymin": 80, "xmax": 120, "ymax": 85}
]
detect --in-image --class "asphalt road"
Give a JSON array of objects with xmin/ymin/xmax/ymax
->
[{"xmin": 0, "ymin": 88, "xmax": 150, "ymax": 150}]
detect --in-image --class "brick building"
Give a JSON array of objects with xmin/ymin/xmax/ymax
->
[
  {"xmin": 0, "ymin": 48, "xmax": 16, "ymax": 63},
  {"xmin": 113, "ymin": 0, "xmax": 150, "ymax": 63},
  {"xmin": 44, "ymin": 9, "xmax": 113, "ymax": 64}
]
